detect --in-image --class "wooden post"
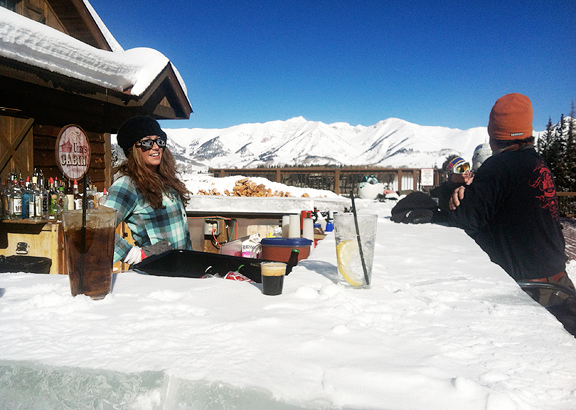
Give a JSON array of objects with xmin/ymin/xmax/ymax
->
[
  {"xmin": 103, "ymin": 132, "xmax": 112, "ymax": 189},
  {"xmin": 334, "ymin": 169, "xmax": 340, "ymax": 195}
]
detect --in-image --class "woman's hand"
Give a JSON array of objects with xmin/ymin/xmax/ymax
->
[{"xmin": 142, "ymin": 240, "xmax": 173, "ymax": 257}]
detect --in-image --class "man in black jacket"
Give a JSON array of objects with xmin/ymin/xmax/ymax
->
[{"xmin": 447, "ymin": 93, "xmax": 574, "ymax": 305}]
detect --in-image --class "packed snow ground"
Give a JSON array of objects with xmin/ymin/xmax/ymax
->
[{"xmin": 1, "ymin": 192, "xmax": 576, "ymax": 410}]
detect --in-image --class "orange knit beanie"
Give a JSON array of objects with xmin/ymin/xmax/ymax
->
[{"xmin": 488, "ymin": 93, "xmax": 533, "ymax": 140}]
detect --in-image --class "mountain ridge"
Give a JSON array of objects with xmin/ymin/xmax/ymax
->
[{"xmin": 161, "ymin": 117, "xmax": 491, "ymax": 173}]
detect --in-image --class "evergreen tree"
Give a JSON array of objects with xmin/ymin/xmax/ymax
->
[
  {"xmin": 550, "ymin": 114, "xmax": 569, "ymax": 191},
  {"xmin": 566, "ymin": 101, "xmax": 576, "ymax": 191},
  {"xmin": 569, "ymin": 100, "xmax": 576, "ymax": 143},
  {"xmin": 539, "ymin": 117, "xmax": 555, "ymax": 166},
  {"xmin": 536, "ymin": 103, "xmax": 576, "ymax": 196}
]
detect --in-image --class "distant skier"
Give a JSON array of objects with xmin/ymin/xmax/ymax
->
[{"xmin": 471, "ymin": 143, "xmax": 492, "ymax": 172}]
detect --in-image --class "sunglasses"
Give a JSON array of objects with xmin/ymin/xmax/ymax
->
[
  {"xmin": 452, "ymin": 162, "xmax": 471, "ymax": 174},
  {"xmin": 136, "ymin": 137, "xmax": 167, "ymax": 151}
]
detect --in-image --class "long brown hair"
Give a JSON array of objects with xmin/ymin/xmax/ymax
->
[{"xmin": 119, "ymin": 146, "xmax": 190, "ymax": 209}]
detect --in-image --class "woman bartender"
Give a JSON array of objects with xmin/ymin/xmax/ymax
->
[{"xmin": 105, "ymin": 116, "xmax": 192, "ymax": 265}]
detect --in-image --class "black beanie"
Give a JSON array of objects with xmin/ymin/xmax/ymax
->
[{"xmin": 116, "ymin": 116, "xmax": 167, "ymax": 156}]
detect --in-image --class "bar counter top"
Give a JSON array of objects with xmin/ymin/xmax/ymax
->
[{"xmin": 1, "ymin": 203, "xmax": 575, "ymax": 410}]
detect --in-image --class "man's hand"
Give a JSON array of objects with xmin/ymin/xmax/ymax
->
[{"xmin": 449, "ymin": 186, "xmax": 466, "ymax": 210}]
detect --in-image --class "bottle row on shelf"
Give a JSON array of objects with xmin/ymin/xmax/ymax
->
[{"xmin": 0, "ymin": 169, "xmax": 108, "ymax": 222}]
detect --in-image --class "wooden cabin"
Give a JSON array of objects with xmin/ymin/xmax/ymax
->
[
  {"xmin": 0, "ymin": 0, "xmax": 192, "ymax": 273},
  {"xmin": 0, "ymin": 0, "xmax": 192, "ymax": 188}
]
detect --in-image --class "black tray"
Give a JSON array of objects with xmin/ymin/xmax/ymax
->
[{"xmin": 132, "ymin": 250, "xmax": 294, "ymax": 283}]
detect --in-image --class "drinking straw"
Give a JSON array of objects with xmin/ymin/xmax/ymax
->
[
  {"xmin": 79, "ymin": 174, "xmax": 88, "ymax": 293},
  {"xmin": 350, "ymin": 191, "xmax": 370, "ymax": 286}
]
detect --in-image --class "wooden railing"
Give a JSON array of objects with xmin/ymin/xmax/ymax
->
[
  {"xmin": 208, "ymin": 166, "xmax": 444, "ymax": 195},
  {"xmin": 557, "ymin": 192, "xmax": 576, "ymax": 217},
  {"xmin": 209, "ymin": 167, "xmax": 576, "ymax": 217}
]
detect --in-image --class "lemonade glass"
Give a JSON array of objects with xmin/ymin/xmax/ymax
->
[{"xmin": 334, "ymin": 213, "xmax": 377, "ymax": 288}]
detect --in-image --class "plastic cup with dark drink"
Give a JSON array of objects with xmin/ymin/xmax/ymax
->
[
  {"xmin": 62, "ymin": 207, "xmax": 117, "ymax": 300},
  {"xmin": 261, "ymin": 262, "xmax": 287, "ymax": 296}
]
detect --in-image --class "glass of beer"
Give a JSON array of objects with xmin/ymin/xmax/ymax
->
[
  {"xmin": 62, "ymin": 206, "xmax": 117, "ymax": 299},
  {"xmin": 260, "ymin": 262, "xmax": 287, "ymax": 296}
]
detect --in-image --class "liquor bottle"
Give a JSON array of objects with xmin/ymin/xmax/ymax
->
[
  {"xmin": 7, "ymin": 175, "xmax": 16, "ymax": 220},
  {"xmin": 285, "ymin": 249, "xmax": 300, "ymax": 275},
  {"xmin": 30, "ymin": 178, "xmax": 41, "ymax": 221},
  {"xmin": 30, "ymin": 172, "xmax": 38, "ymax": 220},
  {"xmin": 73, "ymin": 179, "xmax": 82, "ymax": 210},
  {"xmin": 3, "ymin": 177, "xmax": 13, "ymax": 220},
  {"xmin": 98, "ymin": 188, "xmax": 108, "ymax": 208},
  {"xmin": 38, "ymin": 171, "xmax": 48, "ymax": 220},
  {"xmin": 58, "ymin": 181, "xmax": 67, "ymax": 212},
  {"xmin": 21, "ymin": 177, "xmax": 30, "ymax": 219},
  {"xmin": 28, "ymin": 177, "xmax": 36, "ymax": 219},
  {"xmin": 0, "ymin": 178, "xmax": 6, "ymax": 220},
  {"xmin": 39, "ymin": 180, "xmax": 48, "ymax": 220},
  {"xmin": 93, "ymin": 186, "xmax": 101, "ymax": 209},
  {"xmin": 65, "ymin": 179, "xmax": 74, "ymax": 211},
  {"xmin": 86, "ymin": 177, "xmax": 95, "ymax": 209},
  {"xmin": 11, "ymin": 176, "xmax": 22, "ymax": 219},
  {"xmin": 48, "ymin": 177, "xmax": 60, "ymax": 220}
]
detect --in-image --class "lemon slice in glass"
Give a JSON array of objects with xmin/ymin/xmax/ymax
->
[{"xmin": 336, "ymin": 239, "xmax": 363, "ymax": 286}]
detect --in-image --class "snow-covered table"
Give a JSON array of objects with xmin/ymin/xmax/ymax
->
[
  {"xmin": 186, "ymin": 195, "xmax": 350, "ymax": 215},
  {"xmin": 1, "ymin": 204, "xmax": 576, "ymax": 410}
]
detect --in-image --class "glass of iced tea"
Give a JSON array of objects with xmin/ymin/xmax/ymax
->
[{"xmin": 62, "ymin": 206, "xmax": 117, "ymax": 299}]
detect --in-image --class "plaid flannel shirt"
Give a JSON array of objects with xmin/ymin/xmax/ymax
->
[{"xmin": 104, "ymin": 176, "xmax": 192, "ymax": 263}]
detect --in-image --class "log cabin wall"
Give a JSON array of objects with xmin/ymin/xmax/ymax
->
[
  {"xmin": 0, "ymin": 112, "xmax": 34, "ymax": 182},
  {"xmin": 0, "ymin": 114, "xmax": 110, "ymax": 191},
  {"xmin": 14, "ymin": 0, "xmax": 63, "ymax": 30}
]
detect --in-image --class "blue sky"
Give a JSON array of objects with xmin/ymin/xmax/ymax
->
[{"xmin": 90, "ymin": 0, "xmax": 575, "ymax": 131}]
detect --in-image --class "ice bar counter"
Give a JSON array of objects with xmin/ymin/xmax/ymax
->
[{"xmin": 1, "ymin": 205, "xmax": 576, "ymax": 410}]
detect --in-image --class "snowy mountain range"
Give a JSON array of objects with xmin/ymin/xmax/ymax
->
[{"xmin": 160, "ymin": 117, "xmax": 492, "ymax": 173}]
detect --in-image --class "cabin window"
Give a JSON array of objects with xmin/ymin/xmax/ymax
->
[{"xmin": 0, "ymin": 0, "xmax": 15, "ymax": 11}]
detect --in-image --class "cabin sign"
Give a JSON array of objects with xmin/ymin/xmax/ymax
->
[{"xmin": 56, "ymin": 125, "xmax": 91, "ymax": 180}]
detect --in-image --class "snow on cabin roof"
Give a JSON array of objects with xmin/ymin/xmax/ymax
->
[
  {"xmin": 82, "ymin": 0, "xmax": 124, "ymax": 53},
  {"xmin": 0, "ymin": 7, "xmax": 188, "ymax": 98}
]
